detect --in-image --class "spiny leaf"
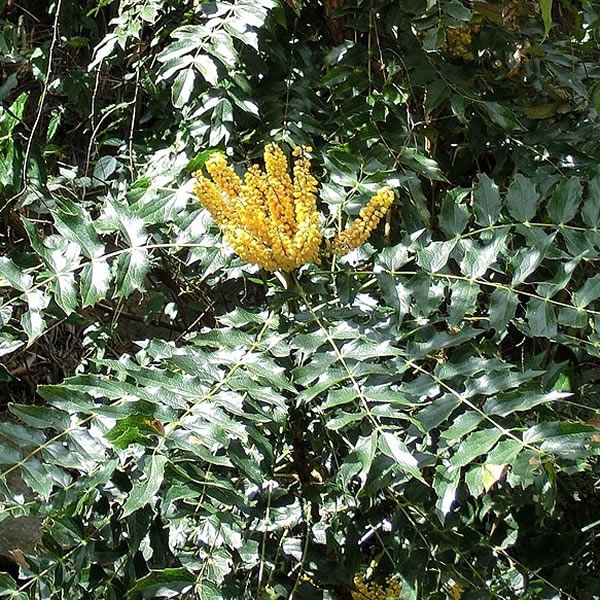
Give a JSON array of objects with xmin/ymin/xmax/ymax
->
[
  {"xmin": 473, "ymin": 173, "xmax": 501, "ymax": 226},
  {"xmin": 379, "ymin": 431, "xmax": 424, "ymax": 482},
  {"xmin": 450, "ymin": 428, "xmax": 504, "ymax": 468},
  {"xmin": 547, "ymin": 177, "xmax": 582, "ymax": 224},
  {"xmin": 122, "ymin": 454, "xmax": 168, "ymax": 517},
  {"xmin": 505, "ymin": 174, "xmax": 538, "ymax": 222}
]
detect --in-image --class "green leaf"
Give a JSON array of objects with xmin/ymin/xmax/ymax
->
[
  {"xmin": 524, "ymin": 421, "xmax": 594, "ymax": 443},
  {"xmin": 523, "ymin": 102, "xmax": 570, "ymax": 120},
  {"xmin": 414, "ymin": 394, "xmax": 461, "ymax": 431},
  {"xmin": 465, "ymin": 368, "xmax": 543, "ymax": 396},
  {"xmin": 410, "ymin": 274, "xmax": 448, "ymax": 318},
  {"xmin": 354, "ymin": 433, "xmax": 377, "ymax": 482},
  {"xmin": 376, "ymin": 244, "xmax": 411, "ymax": 272},
  {"xmin": 208, "ymin": 97, "xmax": 233, "ymax": 146},
  {"xmin": 53, "ymin": 272, "xmax": 78, "ymax": 315},
  {"xmin": 524, "ymin": 421, "xmax": 594, "ymax": 458},
  {"xmin": 93, "ymin": 155, "xmax": 118, "ymax": 182},
  {"xmin": 416, "ymin": 240, "xmax": 456, "ymax": 272},
  {"xmin": 379, "ymin": 431, "xmax": 424, "ymax": 482},
  {"xmin": 536, "ymin": 252, "xmax": 583, "ymax": 298},
  {"xmin": 573, "ymin": 273, "xmax": 600, "ymax": 309},
  {"xmin": 122, "ymin": 454, "xmax": 168, "ymax": 517},
  {"xmin": 0, "ymin": 573, "xmax": 17, "ymax": 593},
  {"xmin": 399, "ymin": 148, "xmax": 445, "ymax": 181},
  {"xmin": 450, "ymin": 428, "xmax": 504, "ymax": 468},
  {"xmin": 129, "ymin": 568, "xmax": 194, "ymax": 594},
  {"xmin": 196, "ymin": 55, "xmax": 219, "ymax": 85},
  {"xmin": 558, "ymin": 306, "xmax": 587, "ymax": 328},
  {"xmin": 562, "ymin": 228, "xmax": 593, "ymax": 257},
  {"xmin": 326, "ymin": 410, "xmax": 364, "ymax": 431},
  {"xmin": 158, "ymin": 28, "xmax": 201, "ymax": 63},
  {"xmin": 489, "ymin": 287, "xmax": 518, "ymax": 333},
  {"xmin": 547, "ymin": 177, "xmax": 582, "ymax": 224},
  {"xmin": 439, "ymin": 188, "xmax": 470, "ymax": 236},
  {"xmin": 0, "ymin": 301, "xmax": 12, "ymax": 328},
  {"xmin": 511, "ymin": 232, "xmax": 556, "ymax": 284},
  {"xmin": 114, "ymin": 248, "xmax": 151, "ymax": 298},
  {"xmin": 21, "ymin": 457, "xmax": 70, "ymax": 499},
  {"xmin": 459, "ymin": 229, "xmax": 507, "ymax": 279},
  {"xmin": 434, "ymin": 465, "xmax": 460, "ymax": 519},
  {"xmin": 425, "ymin": 79, "xmax": 449, "ymax": 116},
  {"xmin": 448, "ymin": 279, "xmax": 479, "ymax": 326},
  {"xmin": 582, "ymin": 175, "xmax": 600, "ymax": 227},
  {"xmin": 21, "ymin": 289, "xmax": 50, "ymax": 343},
  {"xmin": 483, "ymin": 101, "xmax": 523, "ymax": 132},
  {"xmin": 52, "ymin": 197, "xmax": 104, "ymax": 259},
  {"xmin": 106, "ymin": 415, "xmax": 163, "ymax": 449},
  {"xmin": 80, "ymin": 257, "xmax": 111, "ymax": 307},
  {"xmin": 443, "ymin": 0, "xmax": 472, "ymax": 21},
  {"xmin": 0, "ymin": 420, "xmax": 46, "ymax": 449},
  {"xmin": 441, "ymin": 411, "xmax": 483, "ymax": 442},
  {"xmin": 376, "ymin": 274, "xmax": 411, "ymax": 326},
  {"xmin": 483, "ymin": 390, "xmax": 570, "ymax": 417},
  {"xmin": 405, "ymin": 175, "xmax": 432, "ymax": 231},
  {"xmin": 187, "ymin": 149, "xmax": 222, "ymax": 174},
  {"xmin": 539, "ymin": 0, "xmax": 553, "ymax": 38},
  {"xmin": 473, "ymin": 173, "xmax": 501, "ymax": 226},
  {"xmin": 0, "ymin": 257, "xmax": 33, "ymax": 291},
  {"xmin": 486, "ymin": 438, "xmax": 523, "ymax": 464},
  {"xmin": 505, "ymin": 174, "xmax": 538, "ymax": 222},
  {"xmin": 139, "ymin": 3, "xmax": 158, "ymax": 22},
  {"xmin": 526, "ymin": 297, "xmax": 558, "ymax": 338},
  {"xmin": 172, "ymin": 67, "xmax": 196, "ymax": 108},
  {"xmin": 9, "ymin": 404, "xmax": 71, "ymax": 430}
]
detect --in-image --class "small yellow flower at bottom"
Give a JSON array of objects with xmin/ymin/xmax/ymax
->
[
  {"xmin": 352, "ymin": 573, "xmax": 402, "ymax": 600},
  {"xmin": 447, "ymin": 582, "xmax": 464, "ymax": 600}
]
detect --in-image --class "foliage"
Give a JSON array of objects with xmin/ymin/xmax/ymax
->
[{"xmin": 1, "ymin": 1, "xmax": 600, "ymax": 599}]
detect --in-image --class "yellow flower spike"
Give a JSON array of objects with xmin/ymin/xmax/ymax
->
[
  {"xmin": 238, "ymin": 166, "xmax": 272, "ymax": 241},
  {"xmin": 204, "ymin": 152, "xmax": 243, "ymax": 199},
  {"xmin": 242, "ymin": 165, "xmax": 295, "ymax": 267},
  {"xmin": 330, "ymin": 186, "xmax": 395, "ymax": 256},
  {"xmin": 193, "ymin": 175, "xmax": 232, "ymax": 226},
  {"xmin": 224, "ymin": 226, "xmax": 279, "ymax": 272},
  {"xmin": 264, "ymin": 143, "xmax": 295, "ymax": 232},
  {"xmin": 291, "ymin": 145, "xmax": 321, "ymax": 264}
]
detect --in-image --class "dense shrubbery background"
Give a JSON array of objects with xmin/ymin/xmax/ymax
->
[{"xmin": 2, "ymin": 0, "xmax": 600, "ymax": 598}]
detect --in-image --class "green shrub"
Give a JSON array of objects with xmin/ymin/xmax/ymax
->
[{"xmin": 1, "ymin": 1, "xmax": 600, "ymax": 598}]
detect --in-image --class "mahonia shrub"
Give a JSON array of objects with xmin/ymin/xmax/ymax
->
[{"xmin": 1, "ymin": 1, "xmax": 600, "ymax": 599}]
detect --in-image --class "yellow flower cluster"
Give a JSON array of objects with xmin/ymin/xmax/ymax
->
[
  {"xmin": 503, "ymin": 0, "xmax": 519, "ymax": 30},
  {"xmin": 328, "ymin": 186, "xmax": 395, "ymax": 256},
  {"xmin": 193, "ymin": 143, "xmax": 394, "ymax": 271},
  {"xmin": 352, "ymin": 573, "xmax": 402, "ymax": 600},
  {"xmin": 448, "ymin": 582, "xmax": 464, "ymax": 599},
  {"xmin": 194, "ymin": 144, "xmax": 321, "ymax": 272},
  {"xmin": 442, "ymin": 25, "xmax": 474, "ymax": 60}
]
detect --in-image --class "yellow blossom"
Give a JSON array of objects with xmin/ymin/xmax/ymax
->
[
  {"xmin": 442, "ymin": 25, "xmax": 474, "ymax": 60},
  {"xmin": 329, "ymin": 186, "xmax": 395, "ymax": 255},
  {"xmin": 193, "ymin": 143, "xmax": 394, "ymax": 271},
  {"xmin": 447, "ymin": 582, "xmax": 464, "ymax": 600},
  {"xmin": 205, "ymin": 152, "xmax": 242, "ymax": 199},
  {"xmin": 352, "ymin": 573, "xmax": 402, "ymax": 600}
]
